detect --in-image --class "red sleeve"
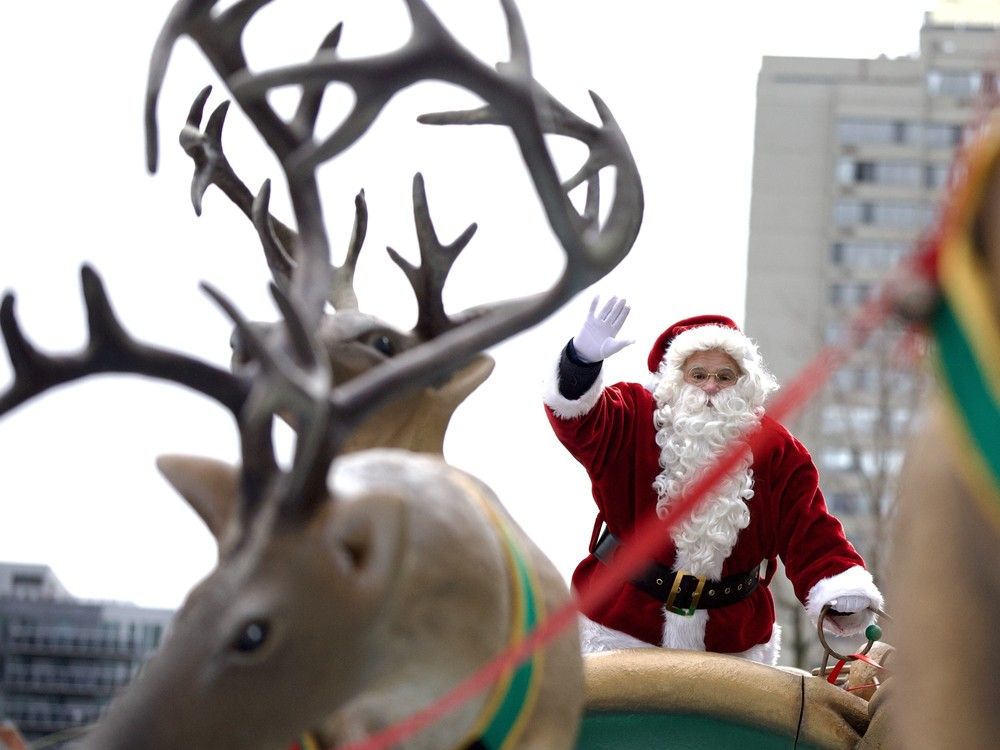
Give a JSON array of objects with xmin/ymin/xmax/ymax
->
[
  {"xmin": 545, "ymin": 382, "xmax": 642, "ymax": 483},
  {"xmin": 767, "ymin": 425, "xmax": 867, "ymax": 605}
]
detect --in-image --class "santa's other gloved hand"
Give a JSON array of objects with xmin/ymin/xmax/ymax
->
[
  {"xmin": 573, "ymin": 295, "xmax": 633, "ymax": 363},
  {"xmin": 823, "ymin": 595, "xmax": 874, "ymax": 635}
]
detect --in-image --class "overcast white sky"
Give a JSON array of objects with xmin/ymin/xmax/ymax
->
[{"xmin": 0, "ymin": 1, "xmax": 934, "ymax": 609}]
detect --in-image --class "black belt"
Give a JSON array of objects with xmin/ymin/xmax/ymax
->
[{"xmin": 593, "ymin": 530, "xmax": 761, "ymax": 616}]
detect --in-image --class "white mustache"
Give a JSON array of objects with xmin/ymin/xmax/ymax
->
[{"xmin": 676, "ymin": 384, "xmax": 749, "ymax": 418}]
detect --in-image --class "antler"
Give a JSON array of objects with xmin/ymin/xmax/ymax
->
[
  {"xmin": 389, "ymin": 174, "xmax": 479, "ymax": 340},
  {"xmin": 1, "ymin": 0, "xmax": 643, "ymax": 561},
  {"xmin": 201, "ymin": 280, "xmax": 335, "ymax": 509},
  {"xmin": 0, "ymin": 266, "xmax": 327, "ymax": 521},
  {"xmin": 178, "ymin": 85, "xmax": 369, "ymax": 311},
  {"xmin": 0, "ymin": 267, "xmax": 248, "ymax": 420},
  {"xmin": 220, "ymin": 0, "xmax": 643, "ymax": 275},
  {"xmin": 180, "ymin": 86, "xmax": 475, "ymax": 338},
  {"xmin": 146, "ymin": 0, "xmax": 642, "ymax": 424},
  {"xmin": 137, "ymin": 0, "xmax": 645, "ymax": 521},
  {"xmin": 149, "ymin": 1, "xmax": 340, "ymax": 332},
  {"xmin": 0, "ymin": 267, "xmax": 278, "ymax": 517}
]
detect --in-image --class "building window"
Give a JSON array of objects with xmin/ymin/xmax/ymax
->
[
  {"xmin": 836, "ymin": 158, "xmax": 855, "ymax": 184},
  {"xmin": 831, "ymin": 240, "xmax": 910, "ymax": 270},
  {"xmin": 837, "ymin": 117, "xmax": 965, "ymax": 149},
  {"xmin": 855, "ymin": 161, "xmax": 877, "ymax": 182},
  {"xmin": 10, "ymin": 574, "xmax": 44, "ymax": 599},
  {"xmin": 833, "ymin": 200, "xmax": 869, "ymax": 225},
  {"xmin": 829, "ymin": 282, "xmax": 873, "ymax": 306},
  {"xmin": 893, "ymin": 120, "xmax": 923, "ymax": 145},
  {"xmin": 925, "ymin": 122, "xmax": 964, "ymax": 148},
  {"xmin": 838, "ymin": 158, "xmax": 923, "ymax": 187},
  {"xmin": 870, "ymin": 201, "xmax": 936, "ymax": 228},
  {"xmin": 891, "ymin": 407, "xmax": 917, "ymax": 436},
  {"xmin": 837, "ymin": 118, "xmax": 923, "ymax": 146},
  {"xmin": 881, "ymin": 162, "xmax": 917, "ymax": 186},
  {"xmin": 837, "ymin": 118, "xmax": 897, "ymax": 145},
  {"xmin": 927, "ymin": 69, "xmax": 982, "ymax": 97},
  {"xmin": 833, "ymin": 200, "xmax": 933, "ymax": 229},
  {"xmin": 821, "ymin": 447, "xmax": 857, "ymax": 471},
  {"xmin": 832, "ymin": 366, "xmax": 878, "ymax": 393},
  {"xmin": 924, "ymin": 163, "xmax": 951, "ymax": 189},
  {"xmin": 825, "ymin": 319, "xmax": 846, "ymax": 343},
  {"xmin": 821, "ymin": 404, "xmax": 878, "ymax": 433}
]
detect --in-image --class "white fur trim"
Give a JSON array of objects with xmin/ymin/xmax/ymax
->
[
  {"xmin": 658, "ymin": 324, "xmax": 779, "ymax": 401},
  {"xmin": 543, "ymin": 356, "xmax": 604, "ymax": 420},
  {"xmin": 733, "ymin": 623, "xmax": 781, "ymax": 666},
  {"xmin": 665, "ymin": 325, "xmax": 757, "ymax": 372},
  {"xmin": 661, "ymin": 609, "xmax": 708, "ymax": 651},
  {"xmin": 578, "ymin": 615, "xmax": 655, "ymax": 653},
  {"xmin": 805, "ymin": 566, "xmax": 884, "ymax": 636},
  {"xmin": 661, "ymin": 612, "xmax": 780, "ymax": 665}
]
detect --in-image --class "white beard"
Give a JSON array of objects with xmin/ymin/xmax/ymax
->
[{"xmin": 651, "ymin": 378, "xmax": 762, "ymax": 579}]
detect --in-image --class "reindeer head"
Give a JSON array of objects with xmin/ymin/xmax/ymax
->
[
  {"xmin": 82, "ymin": 455, "xmax": 403, "ymax": 749},
  {"xmin": 81, "ymin": 448, "xmax": 539, "ymax": 750},
  {"xmin": 2, "ymin": 0, "xmax": 643, "ymax": 747},
  {"xmin": 180, "ymin": 90, "xmax": 496, "ymax": 455}
]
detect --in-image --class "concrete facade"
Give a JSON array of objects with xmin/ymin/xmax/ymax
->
[
  {"xmin": 745, "ymin": 13, "xmax": 1000, "ymax": 665},
  {"xmin": 0, "ymin": 562, "xmax": 173, "ymax": 744}
]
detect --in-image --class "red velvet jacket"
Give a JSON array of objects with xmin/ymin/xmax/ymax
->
[{"xmin": 546, "ymin": 380, "xmax": 867, "ymax": 654}]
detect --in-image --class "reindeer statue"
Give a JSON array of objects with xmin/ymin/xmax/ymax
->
[
  {"xmin": 881, "ymin": 112, "xmax": 1000, "ymax": 749},
  {"xmin": 0, "ymin": 1, "xmax": 642, "ymax": 748},
  {"xmin": 177, "ymin": 84, "xmax": 494, "ymax": 458}
]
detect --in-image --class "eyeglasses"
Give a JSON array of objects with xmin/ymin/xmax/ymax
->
[{"xmin": 683, "ymin": 366, "xmax": 740, "ymax": 388}]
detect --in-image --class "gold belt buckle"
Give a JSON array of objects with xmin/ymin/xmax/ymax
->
[{"xmin": 664, "ymin": 571, "xmax": 706, "ymax": 616}]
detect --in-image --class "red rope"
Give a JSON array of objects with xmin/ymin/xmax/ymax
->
[
  {"xmin": 333, "ymin": 92, "xmax": 1000, "ymax": 750},
  {"xmin": 827, "ymin": 659, "xmax": 849, "ymax": 685},
  {"xmin": 339, "ymin": 298, "xmax": 893, "ymax": 750},
  {"xmin": 828, "ymin": 651, "xmax": 889, "ymax": 687}
]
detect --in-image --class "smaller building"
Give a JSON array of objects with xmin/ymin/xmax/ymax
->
[{"xmin": 0, "ymin": 562, "xmax": 173, "ymax": 744}]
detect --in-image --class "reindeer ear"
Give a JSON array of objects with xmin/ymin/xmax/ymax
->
[
  {"xmin": 156, "ymin": 455, "xmax": 240, "ymax": 542},
  {"xmin": 328, "ymin": 494, "xmax": 405, "ymax": 602}
]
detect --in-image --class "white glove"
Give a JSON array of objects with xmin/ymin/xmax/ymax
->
[
  {"xmin": 827, "ymin": 595, "xmax": 869, "ymax": 614},
  {"xmin": 572, "ymin": 296, "xmax": 633, "ymax": 363},
  {"xmin": 824, "ymin": 595, "xmax": 873, "ymax": 635}
]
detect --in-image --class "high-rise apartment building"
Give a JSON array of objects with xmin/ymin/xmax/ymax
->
[
  {"xmin": 745, "ymin": 6, "xmax": 1000, "ymax": 665},
  {"xmin": 0, "ymin": 562, "xmax": 173, "ymax": 745}
]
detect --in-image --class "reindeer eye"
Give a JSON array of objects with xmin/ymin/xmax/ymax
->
[
  {"xmin": 372, "ymin": 335, "xmax": 395, "ymax": 357},
  {"xmin": 232, "ymin": 621, "xmax": 270, "ymax": 653},
  {"xmin": 229, "ymin": 330, "xmax": 251, "ymax": 366}
]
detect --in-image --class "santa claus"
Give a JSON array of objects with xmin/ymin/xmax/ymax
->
[{"xmin": 544, "ymin": 296, "xmax": 883, "ymax": 665}]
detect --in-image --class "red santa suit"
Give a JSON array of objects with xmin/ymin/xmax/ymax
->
[{"xmin": 544, "ymin": 316, "xmax": 882, "ymax": 665}]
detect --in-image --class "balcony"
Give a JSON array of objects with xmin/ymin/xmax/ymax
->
[
  {"xmin": 3, "ymin": 666, "xmax": 131, "ymax": 698},
  {"xmin": 2, "ymin": 625, "xmax": 145, "ymax": 660},
  {"xmin": 2, "ymin": 701, "xmax": 101, "ymax": 736}
]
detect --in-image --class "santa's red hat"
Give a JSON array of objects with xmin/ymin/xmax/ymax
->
[
  {"xmin": 646, "ymin": 314, "xmax": 778, "ymax": 399},
  {"xmin": 646, "ymin": 314, "xmax": 739, "ymax": 373}
]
